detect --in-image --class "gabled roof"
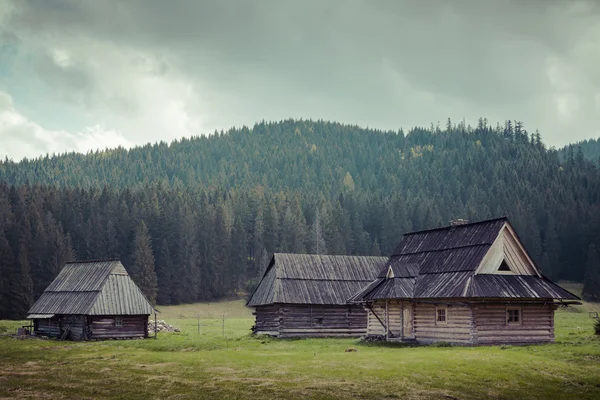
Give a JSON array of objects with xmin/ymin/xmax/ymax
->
[
  {"xmin": 350, "ymin": 218, "xmax": 579, "ymax": 302},
  {"xmin": 247, "ymin": 253, "xmax": 388, "ymax": 306},
  {"xmin": 28, "ymin": 260, "xmax": 156, "ymax": 316}
]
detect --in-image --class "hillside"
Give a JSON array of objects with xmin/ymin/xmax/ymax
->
[
  {"xmin": 1, "ymin": 119, "xmax": 600, "ymax": 318},
  {"xmin": 560, "ymin": 138, "xmax": 600, "ymax": 165}
]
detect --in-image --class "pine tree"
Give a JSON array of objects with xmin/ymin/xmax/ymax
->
[
  {"xmin": 583, "ymin": 243, "xmax": 600, "ymax": 301},
  {"xmin": 0, "ymin": 230, "xmax": 15, "ymax": 319},
  {"xmin": 156, "ymin": 239, "xmax": 172, "ymax": 305},
  {"xmin": 311, "ymin": 207, "xmax": 327, "ymax": 255},
  {"xmin": 130, "ymin": 221, "xmax": 158, "ymax": 305}
]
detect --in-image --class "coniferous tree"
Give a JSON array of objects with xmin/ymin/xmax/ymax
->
[
  {"xmin": 156, "ymin": 239, "xmax": 172, "ymax": 305},
  {"xmin": 130, "ymin": 221, "xmax": 158, "ymax": 305},
  {"xmin": 583, "ymin": 243, "xmax": 600, "ymax": 301}
]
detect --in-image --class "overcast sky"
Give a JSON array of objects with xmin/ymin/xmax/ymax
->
[{"xmin": 1, "ymin": 0, "xmax": 599, "ymax": 160}]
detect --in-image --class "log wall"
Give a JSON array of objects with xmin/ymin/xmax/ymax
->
[
  {"xmin": 88, "ymin": 315, "xmax": 148, "ymax": 339},
  {"xmin": 413, "ymin": 302, "xmax": 474, "ymax": 344},
  {"xmin": 61, "ymin": 315, "xmax": 86, "ymax": 340},
  {"xmin": 364, "ymin": 300, "xmax": 557, "ymax": 345},
  {"xmin": 472, "ymin": 303, "xmax": 554, "ymax": 345},
  {"xmin": 366, "ymin": 302, "xmax": 386, "ymax": 336},
  {"xmin": 253, "ymin": 304, "xmax": 368, "ymax": 338},
  {"xmin": 252, "ymin": 305, "xmax": 280, "ymax": 336},
  {"xmin": 34, "ymin": 317, "xmax": 61, "ymax": 338}
]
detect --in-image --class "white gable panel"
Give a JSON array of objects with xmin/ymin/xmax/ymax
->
[{"xmin": 475, "ymin": 223, "xmax": 540, "ymax": 276}]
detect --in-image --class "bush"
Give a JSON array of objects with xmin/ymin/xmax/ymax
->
[{"xmin": 594, "ymin": 319, "xmax": 600, "ymax": 335}]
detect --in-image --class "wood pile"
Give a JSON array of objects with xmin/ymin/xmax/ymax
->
[{"xmin": 148, "ymin": 320, "xmax": 180, "ymax": 334}]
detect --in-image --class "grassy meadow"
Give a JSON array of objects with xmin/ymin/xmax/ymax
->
[{"xmin": 1, "ymin": 285, "xmax": 600, "ymax": 400}]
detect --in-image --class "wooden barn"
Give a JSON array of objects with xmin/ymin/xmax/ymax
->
[
  {"xmin": 247, "ymin": 253, "xmax": 387, "ymax": 338},
  {"xmin": 349, "ymin": 218, "xmax": 579, "ymax": 345},
  {"xmin": 27, "ymin": 260, "xmax": 156, "ymax": 340}
]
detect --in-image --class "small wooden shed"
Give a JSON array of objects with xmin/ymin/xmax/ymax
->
[
  {"xmin": 349, "ymin": 218, "xmax": 579, "ymax": 345},
  {"xmin": 27, "ymin": 259, "xmax": 156, "ymax": 340},
  {"xmin": 247, "ymin": 253, "xmax": 387, "ymax": 338}
]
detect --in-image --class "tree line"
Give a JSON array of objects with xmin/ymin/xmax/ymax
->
[{"xmin": 1, "ymin": 119, "xmax": 600, "ymax": 318}]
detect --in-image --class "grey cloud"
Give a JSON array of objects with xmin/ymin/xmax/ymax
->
[{"xmin": 2, "ymin": 0, "xmax": 600, "ymax": 151}]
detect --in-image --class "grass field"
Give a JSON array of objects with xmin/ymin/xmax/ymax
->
[{"xmin": 1, "ymin": 286, "xmax": 600, "ymax": 400}]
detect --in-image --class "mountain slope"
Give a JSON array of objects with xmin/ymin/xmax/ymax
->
[{"xmin": 1, "ymin": 119, "xmax": 600, "ymax": 317}]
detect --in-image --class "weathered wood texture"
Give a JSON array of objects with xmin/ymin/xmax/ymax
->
[
  {"xmin": 33, "ymin": 314, "xmax": 149, "ymax": 340},
  {"xmin": 33, "ymin": 315, "xmax": 86, "ymax": 340},
  {"xmin": 253, "ymin": 304, "xmax": 367, "ymax": 338},
  {"xmin": 61, "ymin": 315, "xmax": 86, "ymax": 340},
  {"xmin": 89, "ymin": 315, "xmax": 148, "ymax": 339},
  {"xmin": 475, "ymin": 225, "xmax": 537, "ymax": 275},
  {"xmin": 364, "ymin": 301, "xmax": 555, "ymax": 345},
  {"xmin": 472, "ymin": 303, "xmax": 554, "ymax": 345},
  {"xmin": 365, "ymin": 300, "xmax": 414, "ymax": 338},
  {"xmin": 34, "ymin": 317, "xmax": 61, "ymax": 338},
  {"xmin": 413, "ymin": 303, "xmax": 473, "ymax": 344}
]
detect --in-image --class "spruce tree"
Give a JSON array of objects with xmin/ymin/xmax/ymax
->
[
  {"xmin": 130, "ymin": 221, "xmax": 158, "ymax": 305},
  {"xmin": 583, "ymin": 243, "xmax": 600, "ymax": 301}
]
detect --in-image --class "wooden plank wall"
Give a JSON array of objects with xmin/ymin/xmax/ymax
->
[
  {"xmin": 34, "ymin": 315, "xmax": 86, "ymax": 340},
  {"xmin": 34, "ymin": 317, "xmax": 61, "ymax": 338},
  {"xmin": 89, "ymin": 315, "xmax": 148, "ymax": 339},
  {"xmin": 278, "ymin": 304, "xmax": 368, "ymax": 338},
  {"xmin": 61, "ymin": 315, "xmax": 86, "ymax": 340},
  {"xmin": 413, "ymin": 303, "xmax": 474, "ymax": 344},
  {"xmin": 253, "ymin": 305, "xmax": 281, "ymax": 336},
  {"xmin": 476, "ymin": 226, "xmax": 537, "ymax": 275},
  {"xmin": 472, "ymin": 303, "xmax": 554, "ymax": 345},
  {"xmin": 366, "ymin": 302, "xmax": 386, "ymax": 336}
]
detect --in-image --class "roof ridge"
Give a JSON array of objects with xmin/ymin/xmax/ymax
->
[
  {"xmin": 277, "ymin": 277, "xmax": 376, "ymax": 282},
  {"xmin": 66, "ymin": 258, "xmax": 121, "ymax": 264},
  {"xmin": 403, "ymin": 216, "xmax": 508, "ymax": 236},
  {"xmin": 273, "ymin": 253, "xmax": 387, "ymax": 259},
  {"xmin": 392, "ymin": 242, "xmax": 492, "ymax": 257}
]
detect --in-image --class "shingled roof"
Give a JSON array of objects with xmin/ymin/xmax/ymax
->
[
  {"xmin": 349, "ymin": 218, "xmax": 578, "ymax": 302},
  {"xmin": 28, "ymin": 260, "xmax": 156, "ymax": 317},
  {"xmin": 247, "ymin": 253, "xmax": 388, "ymax": 306}
]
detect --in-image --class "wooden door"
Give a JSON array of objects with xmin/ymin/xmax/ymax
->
[{"xmin": 402, "ymin": 303, "xmax": 414, "ymax": 338}]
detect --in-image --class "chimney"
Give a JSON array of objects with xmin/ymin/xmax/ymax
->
[{"xmin": 450, "ymin": 219, "xmax": 469, "ymax": 227}]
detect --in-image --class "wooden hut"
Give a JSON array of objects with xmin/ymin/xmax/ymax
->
[
  {"xmin": 247, "ymin": 253, "xmax": 387, "ymax": 338},
  {"xmin": 349, "ymin": 218, "xmax": 579, "ymax": 345},
  {"xmin": 27, "ymin": 260, "xmax": 156, "ymax": 340}
]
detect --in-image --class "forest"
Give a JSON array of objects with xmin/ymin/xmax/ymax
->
[
  {"xmin": 1, "ymin": 118, "xmax": 600, "ymax": 319},
  {"xmin": 560, "ymin": 138, "xmax": 600, "ymax": 164}
]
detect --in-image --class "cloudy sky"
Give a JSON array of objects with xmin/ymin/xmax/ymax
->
[{"xmin": 0, "ymin": 0, "xmax": 599, "ymax": 160}]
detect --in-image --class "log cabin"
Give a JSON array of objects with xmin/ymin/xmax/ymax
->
[
  {"xmin": 27, "ymin": 259, "xmax": 156, "ymax": 340},
  {"xmin": 247, "ymin": 253, "xmax": 387, "ymax": 338},
  {"xmin": 348, "ymin": 217, "xmax": 580, "ymax": 345}
]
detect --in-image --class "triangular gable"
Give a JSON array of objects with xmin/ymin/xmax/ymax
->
[
  {"xmin": 386, "ymin": 266, "xmax": 395, "ymax": 278},
  {"xmin": 475, "ymin": 222, "xmax": 541, "ymax": 276}
]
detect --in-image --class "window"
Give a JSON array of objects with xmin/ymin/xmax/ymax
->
[
  {"xmin": 314, "ymin": 317, "xmax": 323, "ymax": 325},
  {"xmin": 436, "ymin": 306, "xmax": 447, "ymax": 324},
  {"xmin": 507, "ymin": 308, "xmax": 521, "ymax": 325},
  {"xmin": 115, "ymin": 316, "xmax": 123, "ymax": 327},
  {"xmin": 498, "ymin": 261, "xmax": 511, "ymax": 272}
]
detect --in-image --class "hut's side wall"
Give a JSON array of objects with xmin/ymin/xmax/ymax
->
[
  {"xmin": 33, "ymin": 315, "xmax": 86, "ymax": 340},
  {"xmin": 413, "ymin": 303, "xmax": 474, "ymax": 344},
  {"xmin": 61, "ymin": 315, "xmax": 86, "ymax": 340},
  {"xmin": 34, "ymin": 317, "xmax": 61, "ymax": 338},
  {"xmin": 252, "ymin": 305, "xmax": 281, "ymax": 336},
  {"xmin": 276, "ymin": 304, "xmax": 367, "ymax": 338},
  {"xmin": 471, "ymin": 302, "xmax": 555, "ymax": 345},
  {"xmin": 365, "ymin": 301, "xmax": 387, "ymax": 336},
  {"xmin": 88, "ymin": 315, "xmax": 148, "ymax": 339}
]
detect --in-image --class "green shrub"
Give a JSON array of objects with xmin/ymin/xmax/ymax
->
[{"xmin": 594, "ymin": 319, "xmax": 600, "ymax": 335}]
